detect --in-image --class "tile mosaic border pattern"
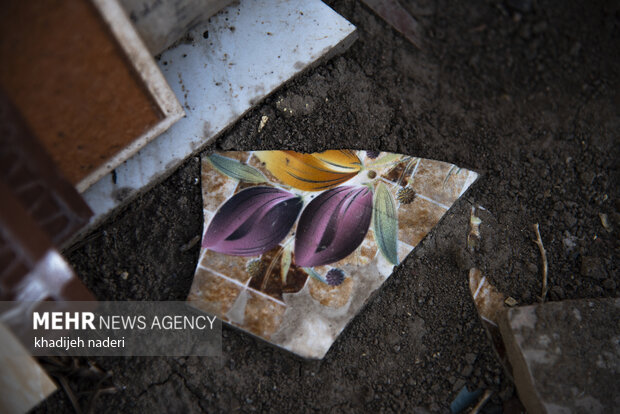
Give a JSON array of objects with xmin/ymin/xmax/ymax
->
[{"xmin": 189, "ymin": 150, "xmax": 477, "ymax": 358}]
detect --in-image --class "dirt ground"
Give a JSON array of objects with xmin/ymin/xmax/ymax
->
[{"xmin": 35, "ymin": 0, "xmax": 618, "ymax": 412}]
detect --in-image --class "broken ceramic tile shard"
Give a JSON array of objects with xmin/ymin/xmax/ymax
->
[
  {"xmin": 468, "ymin": 268, "xmax": 513, "ymax": 377},
  {"xmin": 469, "ymin": 268, "xmax": 506, "ymax": 326},
  {"xmin": 498, "ymin": 298, "xmax": 620, "ymax": 414},
  {"xmin": 189, "ymin": 150, "xmax": 478, "ymax": 358},
  {"xmin": 120, "ymin": 0, "xmax": 233, "ymax": 55},
  {"xmin": 0, "ymin": 323, "xmax": 57, "ymax": 414}
]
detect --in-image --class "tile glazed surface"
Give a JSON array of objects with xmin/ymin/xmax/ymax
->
[
  {"xmin": 82, "ymin": 0, "xmax": 357, "ymax": 228},
  {"xmin": 189, "ymin": 150, "xmax": 477, "ymax": 358}
]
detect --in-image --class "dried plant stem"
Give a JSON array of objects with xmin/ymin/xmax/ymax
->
[
  {"xmin": 533, "ymin": 223, "xmax": 548, "ymax": 302},
  {"xmin": 84, "ymin": 372, "xmax": 114, "ymax": 414},
  {"xmin": 57, "ymin": 375, "xmax": 82, "ymax": 414},
  {"xmin": 469, "ymin": 389, "xmax": 493, "ymax": 414}
]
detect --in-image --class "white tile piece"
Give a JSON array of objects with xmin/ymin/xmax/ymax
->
[
  {"xmin": 81, "ymin": 0, "xmax": 357, "ymax": 229},
  {"xmin": 0, "ymin": 323, "xmax": 56, "ymax": 414},
  {"xmin": 119, "ymin": 0, "xmax": 234, "ymax": 55}
]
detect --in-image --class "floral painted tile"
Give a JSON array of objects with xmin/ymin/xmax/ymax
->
[{"xmin": 188, "ymin": 150, "xmax": 478, "ymax": 358}]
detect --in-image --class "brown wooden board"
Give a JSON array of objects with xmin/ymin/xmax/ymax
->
[{"xmin": 0, "ymin": 0, "xmax": 163, "ymax": 186}]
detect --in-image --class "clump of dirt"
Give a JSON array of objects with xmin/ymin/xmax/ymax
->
[{"xmin": 36, "ymin": 0, "xmax": 618, "ymax": 412}]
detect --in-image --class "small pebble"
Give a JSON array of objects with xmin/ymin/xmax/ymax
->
[
  {"xmin": 599, "ymin": 213, "xmax": 610, "ymax": 230},
  {"xmin": 465, "ymin": 353, "xmax": 477, "ymax": 365},
  {"xmin": 452, "ymin": 379, "xmax": 466, "ymax": 392},
  {"xmin": 504, "ymin": 297, "xmax": 518, "ymax": 307},
  {"xmin": 581, "ymin": 257, "xmax": 604, "ymax": 279}
]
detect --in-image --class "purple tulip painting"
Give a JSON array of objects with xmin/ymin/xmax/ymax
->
[
  {"xmin": 295, "ymin": 186, "xmax": 373, "ymax": 267},
  {"xmin": 189, "ymin": 150, "xmax": 478, "ymax": 358},
  {"xmin": 202, "ymin": 186, "xmax": 302, "ymax": 256}
]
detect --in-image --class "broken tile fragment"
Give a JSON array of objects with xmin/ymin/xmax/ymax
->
[
  {"xmin": 468, "ymin": 268, "xmax": 512, "ymax": 375},
  {"xmin": 189, "ymin": 150, "xmax": 477, "ymax": 358},
  {"xmin": 467, "ymin": 206, "xmax": 482, "ymax": 251},
  {"xmin": 498, "ymin": 298, "xmax": 620, "ymax": 414},
  {"xmin": 410, "ymin": 159, "xmax": 473, "ymax": 206},
  {"xmin": 396, "ymin": 196, "xmax": 446, "ymax": 247},
  {"xmin": 469, "ymin": 268, "xmax": 506, "ymax": 325},
  {"xmin": 119, "ymin": 0, "xmax": 234, "ymax": 55},
  {"xmin": 247, "ymin": 246, "xmax": 308, "ymax": 300}
]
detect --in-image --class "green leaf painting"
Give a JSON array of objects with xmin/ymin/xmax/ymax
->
[
  {"xmin": 206, "ymin": 153, "xmax": 267, "ymax": 183},
  {"xmin": 373, "ymin": 182, "xmax": 399, "ymax": 265}
]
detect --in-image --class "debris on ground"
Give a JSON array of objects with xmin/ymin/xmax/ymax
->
[
  {"xmin": 449, "ymin": 385, "xmax": 482, "ymax": 413},
  {"xmin": 532, "ymin": 223, "xmax": 548, "ymax": 302},
  {"xmin": 468, "ymin": 268, "xmax": 513, "ymax": 376},
  {"xmin": 468, "ymin": 206, "xmax": 482, "ymax": 252}
]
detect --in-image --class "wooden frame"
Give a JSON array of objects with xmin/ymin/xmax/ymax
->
[{"xmin": 76, "ymin": 0, "xmax": 185, "ymax": 193}]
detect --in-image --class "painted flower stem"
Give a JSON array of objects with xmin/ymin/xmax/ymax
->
[
  {"xmin": 260, "ymin": 236, "xmax": 294, "ymax": 291},
  {"xmin": 304, "ymin": 267, "xmax": 328, "ymax": 284}
]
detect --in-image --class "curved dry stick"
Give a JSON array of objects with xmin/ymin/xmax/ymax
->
[
  {"xmin": 56, "ymin": 375, "xmax": 82, "ymax": 414},
  {"xmin": 470, "ymin": 389, "xmax": 493, "ymax": 414},
  {"xmin": 533, "ymin": 223, "xmax": 548, "ymax": 302}
]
